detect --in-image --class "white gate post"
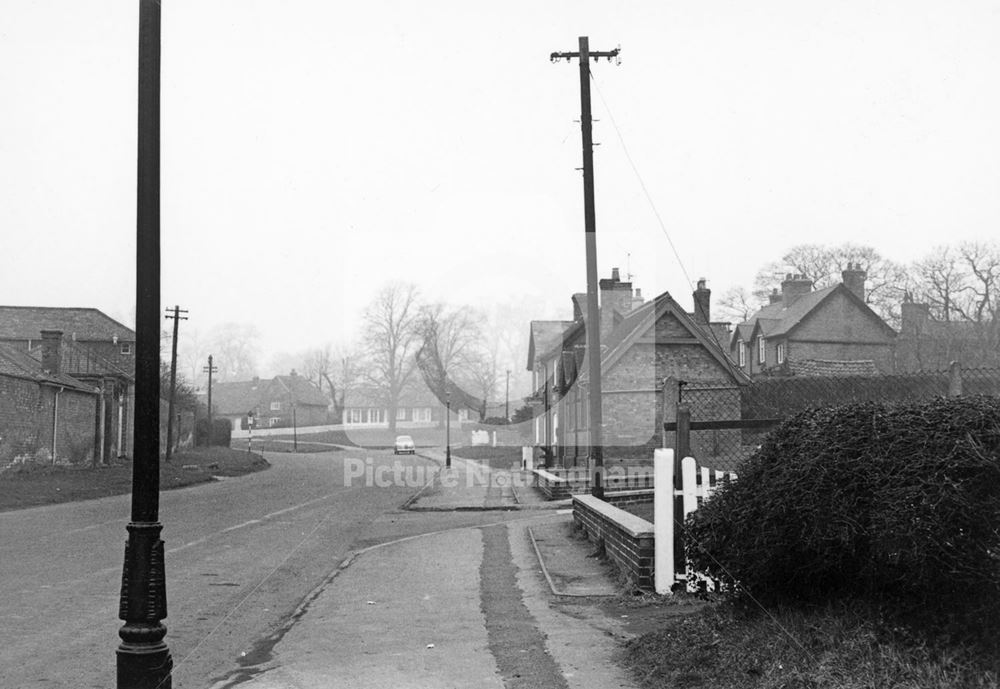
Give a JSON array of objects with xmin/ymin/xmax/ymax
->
[{"xmin": 654, "ymin": 448, "xmax": 674, "ymax": 594}]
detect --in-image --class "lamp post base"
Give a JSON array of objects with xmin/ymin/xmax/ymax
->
[{"xmin": 117, "ymin": 638, "xmax": 172, "ymax": 689}]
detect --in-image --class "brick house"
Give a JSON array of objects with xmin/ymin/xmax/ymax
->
[
  {"xmin": 0, "ymin": 333, "xmax": 99, "ymax": 466},
  {"xmin": 528, "ymin": 269, "xmax": 747, "ymax": 467},
  {"xmin": 0, "ymin": 307, "xmax": 135, "ymax": 459},
  {"xmin": 730, "ymin": 264, "xmax": 896, "ymax": 377},
  {"xmin": 208, "ymin": 371, "xmax": 330, "ymax": 430}
]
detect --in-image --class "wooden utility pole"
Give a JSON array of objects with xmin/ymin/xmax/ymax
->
[
  {"xmin": 164, "ymin": 305, "xmax": 188, "ymax": 463},
  {"xmin": 118, "ymin": 1, "xmax": 172, "ymax": 686},
  {"xmin": 203, "ymin": 355, "xmax": 218, "ymax": 445},
  {"xmin": 550, "ymin": 36, "xmax": 620, "ymax": 499}
]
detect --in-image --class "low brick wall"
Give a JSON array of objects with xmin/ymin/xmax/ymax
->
[
  {"xmin": 601, "ymin": 488, "xmax": 654, "ymax": 508},
  {"xmin": 533, "ymin": 468, "xmax": 654, "ymax": 500},
  {"xmin": 573, "ymin": 494, "xmax": 655, "ymax": 590}
]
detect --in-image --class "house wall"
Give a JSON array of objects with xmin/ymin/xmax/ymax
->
[
  {"xmin": 789, "ymin": 292, "xmax": 894, "ymax": 371},
  {"xmin": 0, "ymin": 376, "xmax": 96, "ymax": 465}
]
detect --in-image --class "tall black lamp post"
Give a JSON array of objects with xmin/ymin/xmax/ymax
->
[
  {"xmin": 117, "ymin": 1, "xmax": 172, "ymax": 686},
  {"xmin": 445, "ymin": 391, "xmax": 451, "ymax": 468}
]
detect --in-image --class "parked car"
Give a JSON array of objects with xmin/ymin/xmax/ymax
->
[{"xmin": 393, "ymin": 435, "xmax": 415, "ymax": 455}]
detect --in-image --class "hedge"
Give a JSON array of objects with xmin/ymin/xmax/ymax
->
[{"xmin": 685, "ymin": 396, "xmax": 1000, "ymax": 644}]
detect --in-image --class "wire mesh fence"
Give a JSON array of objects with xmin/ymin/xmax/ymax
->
[{"xmin": 676, "ymin": 364, "xmax": 1000, "ymax": 472}]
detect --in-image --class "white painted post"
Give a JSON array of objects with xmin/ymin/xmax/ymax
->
[
  {"xmin": 522, "ymin": 446, "xmax": 533, "ymax": 471},
  {"xmin": 654, "ymin": 448, "xmax": 674, "ymax": 595},
  {"xmin": 681, "ymin": 456, "xmax": 699, "ymax": 591},
  {"xmin": 492, "ymin": 430, "xmax": 497, "ymax": 447}
]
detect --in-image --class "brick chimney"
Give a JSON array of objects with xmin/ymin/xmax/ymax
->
[
  {"xmin": 900, "ymin": 294, "xmax": 931, "ymax": 336},
  {"xmin": 632, "ymin": 288, "xmax": 644, "ymax": 311},
  {"xmin": 781, "ymin": 273, "xmax": 813, "ymax": 308},
  {"xmin": 692, "ymin": 278, "xmax": 711, "ymax": 325},
  {"xmin": 40, "ymin": 330, "xmax": 63, "ymax": 375},
  {"xmin": 598, "ymin": 268, "xmax": 633, "ymax": 337},
  {"xmin": 841, "ymin": 262, "xmax": 867, "ymax": 300},
  {"xmin": 768, "ymin": 288, "xmax": 781, "ymax": 304}
]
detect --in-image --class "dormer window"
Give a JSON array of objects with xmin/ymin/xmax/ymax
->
[{"xmin": 757, "ymin": 337, "xmax": 765, "ymax": 364}]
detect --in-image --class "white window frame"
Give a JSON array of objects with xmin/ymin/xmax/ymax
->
[
  {"xmin": 757, "ymin": 336, "xmax": 765, "ymax": 364},
  {"xmin": 348, "ymin": 408, "xmax": 363, "ymax": 424},
  {"xmin": 269, "ymin": 417, "xmax": 280, "ymax": 427},
  {"xmin": 396, "ymin": 407, "xmax": 406, "ymax": 421},
  {"xmin": 776, "ymin": 342, "xmax": 786, "ymax": 365},
  {"xmin": 270, "ymin": 401, "xmax": 281, "ymax": 411},
  {"xmin": 120, "ymin": 343, "xmax": 132, "ymax": 355},
  {"xmin": 458, "ymin": 408, "xmax": 469, "ymax": 422},
  {"xmin": 413, "ymin": 407, "xmax": 431, "ymax": 423},
  {"xmin": 737, "ymin": 339, "xmax": 746, "ymax": 367}
]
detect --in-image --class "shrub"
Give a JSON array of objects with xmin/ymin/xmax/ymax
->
[
  {"xmin": 195, "ymin": 418, "xmax": 232, "ymax": 447},
  {"xmin": 686, "ymin": 396, "xmax": 1000, "ymax": 645}
]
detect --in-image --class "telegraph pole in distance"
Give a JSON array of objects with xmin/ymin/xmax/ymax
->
[
  {"xmin": 203, "ymin": 355, "xmax": 218, "ymax": 445},
  {"xmin": 550, "ymin": 36, "xmax": 620, "ymax": 499},
  {"xmin": 164, "ymin": 305, "xmax": 188, "ymax": 463},
  {"xmin": 118, "ymin": 0, "xmax": 172, "ymax": 686}
]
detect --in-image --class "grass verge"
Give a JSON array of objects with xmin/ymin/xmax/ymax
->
[
  {"xmin": 229, "ymin": 439, "xmax": 341, "ymax": 453},
  {"xmin": 451, "ymin": 445, "xmax": 523, "ymax": 468},
  {"xmin": 623, "ymin": 601, "xmax": 998, "ymax": 689},
  {"xmin": 0, "ymin": 447, "xmax": 270, "ymax": 512}
]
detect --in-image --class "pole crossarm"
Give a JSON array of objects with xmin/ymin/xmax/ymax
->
[{"xmin": 550, "ymin": 47, "xmax": 620, "ymax": 63}]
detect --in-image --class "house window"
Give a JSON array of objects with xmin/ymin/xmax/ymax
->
[
  {"xmin": 757, "ymin": 337, "xmax": 765, "ymax": 364},
  {"xmin": 348, "ymin": 408, "xmax": 363, "ymax": 424},
  {"xmin": 413, "ymin": 407, "xmax": 432, "ymax": 423},
  {"xmin": 458, "ymin": 408, "xmax": 469, "ymax": 422},
  {"xmin": 737, "ymin": 339, "xmax": 746, "ymax": 367},
  {"xmin": 269, "ymin": 417, "xmax": 280, "ymax": 426},
  {"xmin": 368, "ymin": 408, "xmax": 385, "ymax": 424},
  {"xmin": 396, "ymin": 408, "xmax": 406, "ymax": 421},
  {"xmin": 120, "ymin": 343, "xmax": 132, "ymax": 355},
  {"xmin": 270, "ymin": 401, "xmax": 281, "ymax": 411},
  {"xmin": 776, "ymin": 342, "xmax": 786, "ymax": 365}
]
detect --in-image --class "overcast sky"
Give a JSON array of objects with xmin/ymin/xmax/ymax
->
[{"xmin": 3, "ymin": 0, "xmax": 999, "ymax": 372}]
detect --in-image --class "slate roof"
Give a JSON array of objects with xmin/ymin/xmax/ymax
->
[
  {"xmin": 527, "ymin": 320, "xmax": 577, "ymax": 370},
  {"xmin": 789, "ymin": 359, "xmax": 879, "ymax": 377},
  {"xmin": 732, "ymin": 284, "xmax": 895, "ymax": 347},
  {"xmin": 0, "ymin": 306, "xmax": 135, "ymax": 342},
  {"xmin": 0, "ymin": 342, "xmax": 97, "ymax": 393},
  {"xmin": 273, "ymin": 374, "xmax": 330, "ymax": 407},
  {"xmin": 209, "ymin": 375, "xmax": 329, "ymax": 415}
]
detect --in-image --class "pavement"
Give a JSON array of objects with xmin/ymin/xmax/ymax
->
[{"xmin": 211, "ymin": 450, "xmax": 640, "ymax": 689}]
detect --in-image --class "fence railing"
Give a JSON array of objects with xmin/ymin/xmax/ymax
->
[{"xmin": 654, "ymin": 448, "xmax": 736, "ymax": 594}]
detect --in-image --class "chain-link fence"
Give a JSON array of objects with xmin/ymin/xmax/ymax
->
[{"xmin": 675, "ymin": 364, "xmax": 1000, "ymax": 472}]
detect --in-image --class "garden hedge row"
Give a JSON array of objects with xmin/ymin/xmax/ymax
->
[{"xmin": 686, "ymin": 395, "xmax": 1000, "ymax": 643}]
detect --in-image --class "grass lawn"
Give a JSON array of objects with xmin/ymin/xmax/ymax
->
[
  {"xmin": 229, "ymin": 438, "xmax": 342, "ymax": 453},
  {"xmin": 623, "ymin": 601, "xmax": 998, "ymax": 689},
  {"xmin": 0, "ymin": 447, "xmax": 270, "ymax": 512}
]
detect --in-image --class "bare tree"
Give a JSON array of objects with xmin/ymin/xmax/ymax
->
[
  {"xmin": 913, "ymin": 245, "xmax": 969, "ymax": 322},
  {"xmin": 361, "ymin": 283, "xmax": 421, "ymax": 433},
  {"xmin": 753, "ymin": 243, "xmax": 908, "ymax": 324},
  {"xmin": 210, "ymin": 323, "xmax": 260, "ymax": 381},
  {"xmin": 715, "ymin": 286, "xmax": 759, "ymax": 324}
]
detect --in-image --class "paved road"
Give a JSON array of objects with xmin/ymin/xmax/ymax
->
[{"xmin": 0, "ymin": 448, "xmax": 526, "ymax": 689}]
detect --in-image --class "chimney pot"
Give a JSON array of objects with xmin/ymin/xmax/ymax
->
[
  {"xmin": 781, "ymin": 274, "xmax": 813, "ymax": 308},
  {"xmin": 611, "ymin": 267, "xmax": 620, "ymax": 281},
  {"xmin": 693, "ymin": 279, "xmax": 711, "ymax": 325}
]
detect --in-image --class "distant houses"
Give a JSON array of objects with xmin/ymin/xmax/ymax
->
[{"xmin": 207, "ymin": 371, "xmax": 330, "ymax": 431}]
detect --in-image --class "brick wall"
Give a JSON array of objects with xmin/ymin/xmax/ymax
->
[
  {"xmin": 573, "ymin": 494, "xmax": 655, "ymax": 590},
  {"xmin": 0, "ymin": 376, "xmax": 96, "ymax": 465}
]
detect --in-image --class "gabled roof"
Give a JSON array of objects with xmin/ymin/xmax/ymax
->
[
  {"xmin": 526, "ymin": 320, "xmax": 576, "ymax": 370},
  {"xmin": 208, "ymin": 380, "xmax": 265, "ymax": 415},
  {"xmin": 590, "ymin": 290, "xmax": 749, "ymax": 385},
  {"xmin": 0, "ymin": 342, "xmax": 97, "ymax": 393},
  {"xmin": 0, "ymin": 306, "xmax": 135, "ymax": 342},
  {"xmin": 273, "ymin": 374, "xmax": 329, "ymax": 407},
  {"xmin": 733, "ymin": 284, "xmax": 896, "ymax": 346}
]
